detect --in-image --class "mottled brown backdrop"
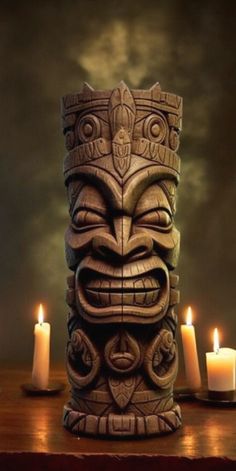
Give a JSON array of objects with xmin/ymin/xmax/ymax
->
[{"xmin": 1, "ymin": 0, "xmax": 236, "ymax": 377}]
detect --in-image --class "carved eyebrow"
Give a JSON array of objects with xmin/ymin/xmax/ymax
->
[
  {"xmin": 134, "ymin": 197, "xmax": 172, "ymax": 218},
  {"xmin": 134, "ymin": 206, "xmax": 172, "ymax": 221},
  {"xmin": 72, "ymin": 202, "xmax": 107, "ymax": 218},
  {"xmin": 70, "ymin": 182, "xmax": 110, "ymax": 217}
]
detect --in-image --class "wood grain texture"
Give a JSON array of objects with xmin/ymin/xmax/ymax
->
[
  {"xmin": 0, "ymin": 368, "xmax": 235, "ymax": 466},
  {"xmin": 62, "ymin": 82, "xmax": 183, "ymax": 437}
]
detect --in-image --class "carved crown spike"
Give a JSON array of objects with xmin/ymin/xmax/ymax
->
[
  {"xmin": 117, "ymin": 80, "xmax": 129, "ymax": 93},
  {"xmin": 108, "ymin": 82, "xmax": 136, "ymax": 138},
  {"xmin": 83, "ymin": 82, "xmax": 94, "ymax": 92},
  {"xmin": 149, "ymin": 82, "xmax": 161, "ymax": 91}
]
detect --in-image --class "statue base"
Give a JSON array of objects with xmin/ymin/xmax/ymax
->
[{"xmin": 63, "ymin": 403, "xmax": 181, "ymax": 437}]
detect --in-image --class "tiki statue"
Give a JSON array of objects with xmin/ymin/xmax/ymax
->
[{"xmin": 62, "ymin": 81, "xmax": 182, "ymax": 437}]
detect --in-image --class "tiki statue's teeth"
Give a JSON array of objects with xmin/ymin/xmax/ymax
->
[{"xmin": 83, "ymin": 276, "xmax": 161, "ymax": 307}]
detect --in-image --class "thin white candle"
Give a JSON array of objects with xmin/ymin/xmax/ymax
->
[
  {"xmin": 32, "ymin": 304, "xmax": 50, "ymax": 389},
  {"xmin": 206, "ymin": 328, "xmax": 235, "ymax": 392},
  {"xmin": 181, "ymin": 306, "xmax": 201, "ymax": 391}
]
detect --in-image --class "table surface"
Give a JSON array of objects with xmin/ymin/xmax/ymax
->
[{"xmin": 0, "ymin": 368, "xmax": 236, "ymax": 462}]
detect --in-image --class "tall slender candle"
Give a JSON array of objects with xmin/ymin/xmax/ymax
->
[
  {"xmin": 32, "ymin": 304, "xmax": 50, "ymax": 389},
  {"xmin": 206, "ymin": 328, "xmax": 235, "ymax": 397},
  {"xmin": 181, "ymin": 306, "xmax": 201, "ymax": 391}
]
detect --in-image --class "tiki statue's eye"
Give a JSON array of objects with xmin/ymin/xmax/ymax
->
[
  {"xmin": 77, "ymin": 114, "xmax": 101, "ymax": 143},
  {"xmin": 72, "ymin": 209, "xmax": 107, "ymax": 231},
  {"xmin": 143, "ymin": 114, "xmax": 167, "ymax": 143},
  {"xmin": 135, "ymin": 209, "xmax": 172, "ymax": 231}
]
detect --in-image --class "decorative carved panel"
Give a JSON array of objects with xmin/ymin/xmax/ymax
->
[{"xmin": 61, "ymin": 81, "xmax": 183, "ymax": 437}]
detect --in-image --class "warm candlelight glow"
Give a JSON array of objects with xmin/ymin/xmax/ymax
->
[
  {"xmin": 181, "ymin": 305, "xmax": 201, "ymax": 390},
  {"xmin": 213, "ymin": 327, "xmax": 220, "ymax": 353},
  {"xmin": 32, "ymin": 303, "xmax": 50, "ymax": 389},
  {"xmin": 38, "ymin": 304, "xmax": 44, "ymax": 325},
  {"xmin": 206, "ymin": 327, "xmax": 235, "ymax": 395},
  {"xmin": 186, "ymin": 306, "xmax": 192, "ymax": 326}
]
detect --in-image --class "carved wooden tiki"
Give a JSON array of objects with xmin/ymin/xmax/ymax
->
[{"xmin": 62, "ymin": 81, "xmax": 182, "ymax": 437}]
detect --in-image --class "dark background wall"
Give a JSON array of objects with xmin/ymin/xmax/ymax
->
[{"xmin": 1, "ymin": 0, "xmax": 236, "ymax": 378}]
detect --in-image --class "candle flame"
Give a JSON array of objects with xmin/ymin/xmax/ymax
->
[
  {"xmin": 213, "ymin": 327, "xmax": 220, "ymax": 353},
  {"xmin": 38, "ymin": 304, "xmax": 44, "ymax": 324},
  {"xmin": 186, "ymin": 306, "xmax": 192, "ymax": 326}
]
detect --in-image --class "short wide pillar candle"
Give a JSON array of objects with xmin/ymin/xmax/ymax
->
[
  {"xmin": 206, "ymin": 328, "xmax": 235, "ymax": 393},
  {"xmin": 181, "ymin": 306, "xmax": 201, "ymax": 391},
  {"xmin": 32, "ymin": 304, "xmax": 50, "ymax": 389}
]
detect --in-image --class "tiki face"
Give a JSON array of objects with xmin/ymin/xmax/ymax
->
[
  {"xmin": 65, "ymin": 177, "xmax": 180, "ymax": 324},
  {"xmin": 62, "ymin": 81, "xmax": 182, "ymax": 437}
]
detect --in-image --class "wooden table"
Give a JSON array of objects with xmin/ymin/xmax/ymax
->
[{"xmin": 0, "ymin": 368, "xmax": 235, "ymax": 470}]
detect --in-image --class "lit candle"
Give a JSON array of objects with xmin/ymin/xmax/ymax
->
[
  {"xmin": 181, "ymin": 306, "xmax": 201, "ymax": 391},
  {"xmin": 206, "ymin": 328, "xmax": 235, "ymax": 398},
  {"xmin": 32, "ymin": 304, "xmax": 50, "ymax": 389}
]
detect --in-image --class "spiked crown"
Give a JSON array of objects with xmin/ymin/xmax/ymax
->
[{"xmin": 61, "ymin": 82, "xmax": 182, "ymax": 183}]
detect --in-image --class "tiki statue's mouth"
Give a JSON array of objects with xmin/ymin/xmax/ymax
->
[
  {"xmin": 75, "ymin": 256, "xmax": 169, "ymax": 324},
  {"xmin": 84, "ymin": 270, "xmax": 162, "ymax": 307}
]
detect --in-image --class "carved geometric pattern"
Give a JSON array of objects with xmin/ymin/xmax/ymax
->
[
  {"xmin": 144, "ymin": 329, "xmax": 178, "ymax": 389},
  {"xmin": 63, "ymin": 403, "xmax": 181, "ymax": 437},
  {"xmin": 108, "ymin": 376, "xmax": 137, "ymax": 410},
  {"xmin": 104, "ymin": 331, "xmax": 141, "ymax": 374},
  {"xmin": 66, "ymin": 329, "xmax": 100, "ymax": 389}
]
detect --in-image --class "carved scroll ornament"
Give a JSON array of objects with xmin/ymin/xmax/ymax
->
[{"xmin": 62, "ymin": 81, "xmax": 182, "ymax": 437}]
